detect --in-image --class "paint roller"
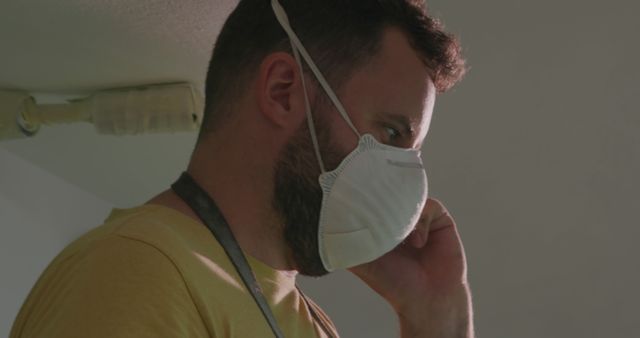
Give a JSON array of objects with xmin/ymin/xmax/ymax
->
[{"xmin": 0, "ymin": 82, "xmax": 203, "ymax": 141}]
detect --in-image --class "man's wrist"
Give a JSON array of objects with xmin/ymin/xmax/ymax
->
[{"xmin": 396, "ymin": 284, "xmax": 474, "ymax": 338}]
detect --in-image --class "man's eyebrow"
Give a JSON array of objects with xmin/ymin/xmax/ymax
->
[{"xmin": 379, "ymin": 112, "xmax": 418, "ymax": 137}]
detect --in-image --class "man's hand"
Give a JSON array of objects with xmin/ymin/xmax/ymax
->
[{"xmin": 348, "ymin": 198, "xmax": 474, "ymax": 338}]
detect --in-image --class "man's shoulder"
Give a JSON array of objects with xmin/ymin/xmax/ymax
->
[
  {"xmin": 88, "ymin": 204, "xmax": 221, "ymax": 265},
  {"xmin": 104, "ymin": 205, "xmax": 248, "ymax": 294},
  {"xmin": 47, "ymin": 204, "xmax": 240, "ymax": 296},
  {"xmin": 10, "ymin": 232, "xmax": 210, "ymax": 338},
  {"xmin": 12, "ymin": 204, "xmax": 243, "ymax": 337}
]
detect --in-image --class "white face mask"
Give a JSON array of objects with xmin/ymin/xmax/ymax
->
[{"xmin": 271, "ymin": 0, "xmax": 429, "ymax": 271}]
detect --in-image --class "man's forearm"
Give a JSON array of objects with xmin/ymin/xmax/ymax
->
[{"xmin": 397, "ymin": 285, "xmax": 474, "ymax": 338}]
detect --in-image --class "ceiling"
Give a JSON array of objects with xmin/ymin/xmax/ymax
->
[
  {"xmin": 0, "ymin": 0, "xmax": 236, "ymax": 94},
  {"xmin": 0, "ymin": 0, "xmax": 238, "ymax": 206}
]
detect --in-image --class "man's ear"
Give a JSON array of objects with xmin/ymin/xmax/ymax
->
[{"xmin": 255, "ymin": 52, "xmax": 311, "ymax": 129}]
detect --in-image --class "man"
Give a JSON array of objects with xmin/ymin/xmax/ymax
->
[{"xmin": 11, "ymin": 0, "xmax": 471, "ymax": 337}]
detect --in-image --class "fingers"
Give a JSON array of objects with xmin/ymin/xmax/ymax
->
[
  {"xmin": 423, "ymin": 198, "xmax": 450, "ymax": 226},
  {"xmin": 406, "ymin": 229, "xmax": 424, "ymax": 248},
  {"xmin": 409, "ymin": 197, "xmax": 452, "ymax": 248}
]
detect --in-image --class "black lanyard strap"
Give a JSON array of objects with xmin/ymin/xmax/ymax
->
[{"xmin": 171, "ymin": 172, "xmax": 284, "ymax": 338}]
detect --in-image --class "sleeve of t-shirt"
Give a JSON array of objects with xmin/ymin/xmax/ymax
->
[{"xmin": 37, "ymin": 235, "xmax": 210, "ymax": 338}]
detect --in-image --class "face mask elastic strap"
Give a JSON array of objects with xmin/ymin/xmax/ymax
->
[
  {"xmin": 292, "ymin": 43, "xmax": 327, "ymax": 173},
  {"xmin": 271, "ymin": 0, "xmax": 361, "ymax": 138}
]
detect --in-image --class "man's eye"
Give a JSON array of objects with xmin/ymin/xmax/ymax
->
[{"xmin": 383, "ymin": 126, "xmax": 401, "ymax": 140}]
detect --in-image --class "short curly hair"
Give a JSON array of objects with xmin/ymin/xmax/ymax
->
[{"xmin": 199, "ymin": 0, "xmax": 466, "ymax": 137}]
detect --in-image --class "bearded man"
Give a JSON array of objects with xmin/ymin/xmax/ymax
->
[{"xmin": 11, "ymin": 1, "xmax": 472, "ymax": 337}]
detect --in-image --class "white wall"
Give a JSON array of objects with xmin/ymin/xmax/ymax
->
[
  {"xmin": 0, "ymin": 148, "xmax": 112, "ymax": 337},
  {"xmin": 421, "ymin": 1, "xmax": 640, "ymax": 337}
]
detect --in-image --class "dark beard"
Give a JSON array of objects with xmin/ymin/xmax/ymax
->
[{"xmin": 272, "ymin": 100, "xmax": 344, "ymax": 277}]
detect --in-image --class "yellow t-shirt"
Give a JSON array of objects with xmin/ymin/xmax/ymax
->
[{"xmin": 10, "ymin": 204, "xmax": 338, "ymax": 338}]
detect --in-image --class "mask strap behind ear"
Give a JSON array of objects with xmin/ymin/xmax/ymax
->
[
  {"xmin": 271, "ymin": 0, "xmax": 361, "ymax": 138},
  {"xmin": 292, "ymin": 44, "xmax": 326, "ymax": 172}
]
